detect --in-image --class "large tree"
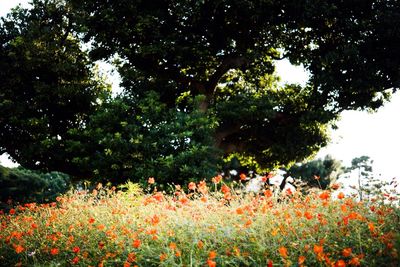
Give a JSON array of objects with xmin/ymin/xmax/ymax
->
[
  {"xmin": 2, "ymin": 0, "xmax": 400, "ymax": 184},
  {"xmin": 67, "ymin": 0, "xmax": 400, "ymax": 170},
  {"xmin": 0, "ymin": 0, "xmax": 109, "ymax": 176}
]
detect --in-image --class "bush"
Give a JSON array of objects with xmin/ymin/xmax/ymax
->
[{"xmin": 0, "ymin": 165, "xmax": 71, "ymax": 208}]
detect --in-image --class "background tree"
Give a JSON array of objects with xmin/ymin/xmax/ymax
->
[
  {"xmin": 0, "ymin": 164, "xmax": 71, "ymax": 209},
  {"xmin": 286, "ymin": 155, "xmax": 344, "ymax": 189},
  {"xmin": 344, "ymin": 156, "xmax": 375, "ymax": 201},
  {"xmin": 0, "ymin": 0, "xmax": 109, "ymax": 177}
]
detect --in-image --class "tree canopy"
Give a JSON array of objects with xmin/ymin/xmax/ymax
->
[
  {"xmin": 1, "ymin": 0, "xmax": 399, "ymax": 184},
  {"xmin": 0, "ymin": 0, "xmax": 109, "ymax": 176}
]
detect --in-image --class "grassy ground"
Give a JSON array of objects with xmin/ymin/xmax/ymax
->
[{"xmin": 1, "ymin": 178, "xmax": 399, "ymax": 266}]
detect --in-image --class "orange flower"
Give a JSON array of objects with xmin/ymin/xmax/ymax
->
[
  {"xmin": 132, "ymin": 239, "xmax": 141, "ymax": 248},
  {"xmin": 338, "ymin": 192, "xmax": 345, "ymax": 199},
  {"xmin": 175, "ymin": 250, "xmax": 181, "ymax": 257},
  {"xmin": 224, "ymin": 192, "xmax": 232, "ymax": 200},
  {"xmin": 335, "ymin": 259, "xmax": 346, "ymax": 267},
  {"xmin": 349, "ymin": 257, "xmax": 361, "ymax": 266},
  {"xmin": 151, "ymin": 214, "xmax": 160, "ymax": 225},
  {"xmin": 342, "ymin": 248, "xmax": 352, "ymax": 257},
  {"xmin": 221, "ymin": 185, "xmax": 230, "ymax": 194},
  {"xmin": 313, "ymin": 245, "xmax": 323, "ymax": 255},
  {"xmin": 298, "ymin": 255, "xmax": 306, "ymax": 265},
  {"xmin": 304, "ymin": 211, "xmax": 313, "ymax": 220},
  {"xmin": 72, "ymin": 246, "xmax": 80, "ymax": 254},
  {"xmin": 88, "ymin": 218, "xmax": 95, "ymax": 224},
  {"xmin": 159, "ymin": 253, "xmax": 168, "ymax": 261},
  {"xmin": 368, "ymin": 222, "xmax": 375, "ymax": 232},
  {"xmin": 319, "ymin": 191, "xmax": 330, "ymax": 200},
  {"xmin": 240, "ymin": 173, "xmax": 247, "ymax": 181},
  {"xmin": 169, "ymin": 242, "xmax": 177, "ymax": 250},
  {"xmin": 279, "ymin": 246, "xmax": 288, "ymax": 258},
  {"xmin": 188, "ymin": 182, "xmax": 196, "ymax": 191},
  {"xmin": 264, "ymin": 189, "xmax": 273, "ymax": 198},
  {"xmin": 212, "ymin": 175, "xmax": 222, "ymax": 184},
  {"xmin": 208, "ymin": 250, "xmax": 217, "ymax": 260},
  {"xmin": 14, "ymin": 245, "xmax": 24, "ymax": 254},
  {"xmin": 207, "ymin": 259, "xmax": 216, "ymax": 267},
  {"xmin": 244, "ymin": 219, "xmax": 252, "ymax": 227},
  {"xmin": 148, "ymin": 177, "xmax": 155, "ymax": 184},
  {"xmin": 9, "ymin": 209, "xmax": 16, "ymax": 215},
  {"xmin": 179, "ymin": 196, "xmax": 189, "ymax": 205},
  {"xmin": 236, "ymin": 207, "xmax": 244, "ymax": 215},
  {"xmin": 197, "ymin": 240, "xmax": 204, "ymax": 249},
  {"xmin": 50, "ymin": 248, "xmax": 59, "ymax": 255},
  {"xmin": 127, "ymin": 252, "xmax": 136, "ymax": 262}
]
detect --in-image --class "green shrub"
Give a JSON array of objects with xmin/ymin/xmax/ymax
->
[{"xmin": 0, "ymin": 165, "xmax": 71, "ymax": 208}]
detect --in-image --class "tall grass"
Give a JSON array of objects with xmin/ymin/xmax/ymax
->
[{"xmin": 0, "ymin": 178, "xmax": 399, "ymax": 266}]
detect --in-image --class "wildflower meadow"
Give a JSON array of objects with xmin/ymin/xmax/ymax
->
[{"xmin": 0, "ymin": 177, "xmax": 399, "ymax": 267}]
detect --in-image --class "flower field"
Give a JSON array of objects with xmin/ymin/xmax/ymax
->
[{"xmin": 1, "ymin": 177, "xmax": 399, "ymax": 267}]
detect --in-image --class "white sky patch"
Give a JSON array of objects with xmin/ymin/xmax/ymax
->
[
  {"xmin": 0, "ymin": 0, "xmax": 31, "ymax": 17},
  {"xmin": 275, "ymin": 59, "xmax": 310, "ymax": 86}
]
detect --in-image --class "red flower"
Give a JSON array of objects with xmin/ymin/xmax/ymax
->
[
  {"xmin": 71, "ymin": 256, "xmax": 79, "ymax": 264},
  {"xmin": 72, "ymin": 246, "xmax": 80, "ymax": 254},
  {"xmin": 338, "ymin": 192, "xmax": 345, "ymax": 199},
  {"xmin": 9, "ymin": 209, "xmax": 16, "ymax": 215},
  {"xmin": 88, "ymin": 218, "xmax": 95, "ymax": 224},
  {"xmin": 132, "ymin": 239, "xmax": 141, "ymax": 248},
  {"xmin": 50, "ymin": 248, "xmax": 59, "ymax": 255},
  {"xmin": 240, "ymin": 173, "xmax": 247, "ymax": 181},
  {"xmin": 304, "ymin": 211, "xmax": 313, "ymax": 220},
  {"xmin": 221, "ymin": 185, "xmax": 230, "ymax": 194}
]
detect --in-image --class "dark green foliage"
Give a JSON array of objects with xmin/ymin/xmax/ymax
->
[
  {"xmin": 66, "ymin": 0, "xmax": 400, "ymax": 171},
  {"xmin": 0, "ymin": 0, "xmax": 109, "ymax": 177},
  {"xmin": 1, "ymin": 0, "xmax": 400, "ymax": 186},
  {"xmin": 68, "ymin": 92, "xmax": 219, "ymax": 185},
  {"xmin": 0, "ymin": 164, "xmax": 71, "ymax": 208},
  {"xmin": 286, "ymin": 155, "xmax": 344, "ymax": 189}
]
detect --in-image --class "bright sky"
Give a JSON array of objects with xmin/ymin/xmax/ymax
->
[
  {"xmin": 275, "ymin": 60, "xmax": 400, "ymax": 181},
  {"xmin": 1, "ymin": 0, "xmax": 399, "ymax": 182}
]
